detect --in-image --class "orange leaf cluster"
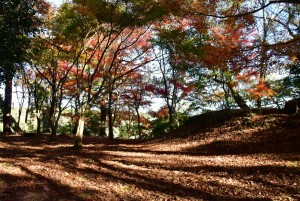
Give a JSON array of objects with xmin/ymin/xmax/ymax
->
[
  {"xmin": 248, "ymin": 79, "xmax": 276, "ymax": 99},
  {"xmin": 236, "ymin": 70, "xmax": 259, "ymax": 83}
]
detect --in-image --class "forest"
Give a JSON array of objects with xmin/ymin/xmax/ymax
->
[{"xmin": 0, "ymin": 0, "xmax": 299, "ymax": 200}]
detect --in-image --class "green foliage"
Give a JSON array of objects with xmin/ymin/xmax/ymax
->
[
  {"xmin": 85, "ymin": 110, "xmax": 102, "ymax": 136},
  {"xmin": 282, "ymin": 61, "xmax": 300, "ymax": 99},
  {"xmin": 58, "ymin": 122, "xmax": 72, "ymax": 135},
  {"xmin": 150, "ymin": 111, "xmax": 189, "ymax": 138},
  {"xmin": 289, "ymin": 62, "xmax": 300, "ymax": 97},
  {"xmin": 118, "ymin": 123, "xmax": 138, "ymax": 139},
  {"xmin": 0, "ymin": 0, "xmax": 43, "ymax": 80},
  {"xmin": 150, "ymin": 117, "xmax": 169, "ymax": 138},
  {"xmin": 52, "ymin": 2, "xmax": 98, "ymax": 42},
  {"xmin": 153, "ymin": 27, "xmax": 203, "ymax": 70}
]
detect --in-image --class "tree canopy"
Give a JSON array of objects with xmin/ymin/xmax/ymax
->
[{"xmin": 0, "ymin": 0, "xmax": 299, "ymax": 144}]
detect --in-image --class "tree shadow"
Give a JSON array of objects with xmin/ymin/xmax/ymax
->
[
  {"xmin": 1, "ymin": 130, "xmax": 299, "ymax": 200},
  {"xmin": 0, "ymin": 171, "xmax": 90, "ymax": 201},
  {"xmin": 54, "ymin": 154, "xmax": 273, "ymax": 201}
]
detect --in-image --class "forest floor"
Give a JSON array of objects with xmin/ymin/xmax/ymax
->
[{"xmin": 0, "ymin": 112, "xmax": 300, "ymax": 201}]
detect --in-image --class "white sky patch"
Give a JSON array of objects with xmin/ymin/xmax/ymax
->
[{"xmin": 47, "ymin": 0, "xmax": 64, "ymax": 7}]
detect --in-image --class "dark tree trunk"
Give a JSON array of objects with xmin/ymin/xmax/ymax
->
[
  {"xmin": 108, "ymin": 90, "xmax": 114, "ymax": 140},
  {"xmin": 3, "ymin": 77, "xmax": 13, "ymax": 134},
  {"xmin": 257, "ymin": 98, "xmax": 262, "ymax": 113},
  {"xmin": 0, "ymin": 94, "xmax": 22, "ymax": 133},
  {"xmin": 135, "ymin": 106, "xmax": 142, "ymax": 139},
  {"xmin": 168, "ymin": 106, "xmax": 174, "ymax": 133},
  {"xmin": 17, "ymin": 108, "xmax": 22, "ymax": 126},
  {"xmin": 36, "ymin": 117, "xmax": 42, "ymax": 135},
  {"xmin": 108, "ymin": 106, "xmax": 113, "ymax": 140},
  {"xmin": 99, "ymin": 105, "xmax": 107, "ymax": 137},
  {"xmin": 42, "ymin": 109, "xmax": 51, "ymax": 133},
  {"xmin": 25, "ymin": 91, "xmax": 31, "ymax": 123}
]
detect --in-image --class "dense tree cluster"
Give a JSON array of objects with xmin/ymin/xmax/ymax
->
[{"xmin": 0, "ymin": 0, "xmax": 299, "ymax": 146}]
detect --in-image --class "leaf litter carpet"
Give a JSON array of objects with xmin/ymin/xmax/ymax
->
[{"xmin": 0, "ymin": 114, "xmax": 299, "ymax": 200}]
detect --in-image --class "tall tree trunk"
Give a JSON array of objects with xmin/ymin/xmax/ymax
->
[
  {"xmin": 257, "ymin": 0, "xmax": 267, "ymax": 112},
  {"xmin": 3, "ymin": 77, "xmax": 13, "ymax": 134}
]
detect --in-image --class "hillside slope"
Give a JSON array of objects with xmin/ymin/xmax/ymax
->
[{"xmin": 147, "ymin": 110, "xmax": 300, "ymax": 155}]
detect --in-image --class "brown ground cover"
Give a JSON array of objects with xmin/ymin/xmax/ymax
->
[{"xmin": 0, "ymin": 113, "xmax": 299, "ymax": 200}]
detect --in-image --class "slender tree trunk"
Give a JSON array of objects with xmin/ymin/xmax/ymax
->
[
  {"xmin": 72, "ymin": 102, "xmax": 79, "ymax": 135},
  {"xmin": 135, "ymin": 106, "xmax": 142, "ymax": 139},
  {"xmin": 25, "ymin": 92, "xmax": 31, "ymax": 123},
  {"xmin": 222, "ymin": 81, "xmax": 231, "ymax": 109},
  {"xmin": 257, "ymin": 0, "xmax": 267, "ymax": 111},
  {"xmin": 108, "ymin": 106, "xmax": 114, "ymax": 140},
  {"xmin": 49, "ymin": 87, "xmax": 57, "ymax": 142},
  {"xmin": 42, "ymin": 108, "xmax": 50, "ymax": 133},
  {"xmin": 99, "ymin": 105, "xmax": 107, "ymax": 137},
  {"xmin": 36, "ymin": 115, "xmax": 42, "ymax": 135},
  {"xmin": 17, "ymin": 108, "xmax": 22, "ymax": 126},
  {"xmin": 34, "ymin": 91, "xmax": 42, "ymax": 135},
  {"xmin": 257, "ymin": 98, "xmax": 262, "ymax": 112},
  {"xmin": 3, "ymin": 77, "xmax": 13, "ymax": 134},
  {"xmin": 108, "ymin": 89, "xmax": 114, "ymax": 140},
  {"xmin": 168, "ymin": 106, "xmax": 174, "ymax": 132}
]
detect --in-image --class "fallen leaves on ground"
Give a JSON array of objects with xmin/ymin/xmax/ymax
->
[{"xmin": 0, "ymin": 113, "xmax": 299, "ymax": 200}]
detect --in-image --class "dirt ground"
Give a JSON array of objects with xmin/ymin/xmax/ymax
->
[{"xmin": 0, "ymin": 113, "xmax": 299, "ymax": 200}]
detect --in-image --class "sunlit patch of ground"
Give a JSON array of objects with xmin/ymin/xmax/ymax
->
[{"xmin": 0, "ymin": 114, "xmax": 299, "ymax": 200}]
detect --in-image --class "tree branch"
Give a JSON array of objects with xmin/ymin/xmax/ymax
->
[{"xmin": 186, "ymin": 0, "xmax": 299, "ymax": 19}]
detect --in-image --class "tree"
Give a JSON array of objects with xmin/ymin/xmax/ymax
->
[
  {"xmin": 60, "ymin": 0, "xmax": 157, "ymax": 147},
  {"xmin": 0, "ymin": 0, "xmax": 49, "ymax": 134},
  {"xmin": 22, "ymin": 66, "xmax": 49, "ymax": 134},
  {"xmin": 151, "ymin": 47, "xmax": 194, "ymax": 132},
  {"xmin": 121, "ymin": 72, "xmax": 151, "ymax": 138},
  {"xmin": 29, "ymin": 3, "xmax": 98, "ymax": 141}
]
